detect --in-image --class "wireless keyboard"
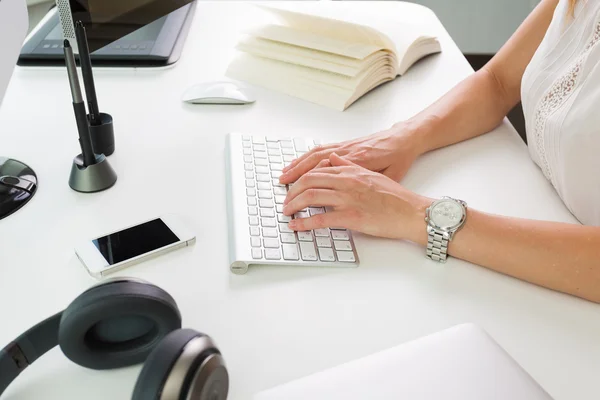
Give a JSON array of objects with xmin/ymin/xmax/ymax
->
[{"xmin": 225, "ymin": 133, "xmax": 360, "ymax": 275}]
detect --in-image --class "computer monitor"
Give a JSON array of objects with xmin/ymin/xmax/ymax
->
[
  {"xmin": 0, "ymin": 0, "xmax": 38, "ymax": 221},
  {"xmin": 56, "ymin": 0, "xmax": 194, "ymax": 53}
]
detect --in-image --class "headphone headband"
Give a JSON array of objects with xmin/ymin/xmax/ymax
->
[{"xmin": 0, "ymin": 312, "xmax": 63, "ymax": 397}]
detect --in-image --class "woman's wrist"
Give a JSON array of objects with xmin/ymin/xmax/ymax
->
[{"xmin": 392, "ymin": 115, "xmax": 441, "ymax": 157}]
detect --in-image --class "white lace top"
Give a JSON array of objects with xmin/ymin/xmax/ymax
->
[{"xmin": 521, "ymin": 0, "xmax": 600, "ymax": 226}]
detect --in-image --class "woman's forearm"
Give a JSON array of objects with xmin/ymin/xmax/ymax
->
[
  {"xmin": 403, "ymin": 69, "xmax": 515, "ymax": 155},
  {"xmin": 410, "ymin": 206, "xmax": 600, "ymax": 303},
  {"xmin": 402, "ymin": 0, "xmax": 558, "ymax": 156}
]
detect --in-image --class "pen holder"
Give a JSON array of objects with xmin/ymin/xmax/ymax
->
[
  {"xmin": 88, "ymin": 113, "xmax": 115, "ymax": 156},
  {"xmin": 69, "ymin": 153, "xmax": 117, "ymax": 193}
]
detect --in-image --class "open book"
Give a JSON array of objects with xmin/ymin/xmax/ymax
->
[{"xmin": 226, "ymin": 4, "xmax": 441, "ymax": 111}]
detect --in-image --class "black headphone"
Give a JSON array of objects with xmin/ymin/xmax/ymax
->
[{"xmin": 0, "ymin": 278, "xmax": 229, "ymax": 399}]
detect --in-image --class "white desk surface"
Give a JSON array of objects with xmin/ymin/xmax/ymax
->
[{"xmin": 1, "ymin": 2, "xmax": 598, "ymax": 399}]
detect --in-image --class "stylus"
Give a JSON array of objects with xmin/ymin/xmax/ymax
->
[
  {"xmin": 74, "ymin": 21, "xmax": 101, "ymax": 126},
  {"xmin": 64, "ymin": 40, "xmax": 96, "ymax": 167}
]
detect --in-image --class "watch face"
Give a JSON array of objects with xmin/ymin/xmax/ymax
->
[{"xmin": 430, "ymin": 199, "xmax": 465, "ymax": 230}]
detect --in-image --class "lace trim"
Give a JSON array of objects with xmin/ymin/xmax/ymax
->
[{"xmin": 533, "ymin": 20, "xmax": 600, "ymax": 181}]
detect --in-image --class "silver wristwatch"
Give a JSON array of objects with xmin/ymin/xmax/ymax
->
[{"xmin": 424, "ymin": 197, "xmax": 467, "ymax": 263}]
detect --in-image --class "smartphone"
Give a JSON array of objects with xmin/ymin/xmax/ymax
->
[{"xmin": 75, "ymin": 215, "xmax": 196, "ymax": 278}]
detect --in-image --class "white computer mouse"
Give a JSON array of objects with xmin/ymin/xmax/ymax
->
[{"xmin": 182, "ymin": 81, "xmax": 256, "ymax": 105}]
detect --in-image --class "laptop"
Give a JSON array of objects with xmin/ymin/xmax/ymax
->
[{"xmin": 254, "ymin": 324, "xmax": 552, "ymax": 400}]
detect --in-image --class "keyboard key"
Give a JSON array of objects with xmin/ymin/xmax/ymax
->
[
  {"xmin": 262, "ymin": 228, "xmax": 278, "ymax": 238},
  {"xmin": 271, "ymin": 171, "xmax": 283, "ymax": 179},
  {"xmin": 332, "ymin": 230, "xmax": 350, "ymax": 241},
  {"xmin": 251, "ymin": 237, "xmax": 261, "ymax": 247},
  {"xmin": 266, "ymin": 137, "xmax": 280, "ymax": 142},
  {"xmin": 268, "ymin": 148, "xmax": 280, "ymax": 156},
  {"xmin": 314, "ymin": 228, "xmax": 329, "ymax": 237},
  {"xmin": 249, "ymin": 216, "xmax": 259, "ymax": 226},
  {"xmin": 313, "ymin": 138, "xmax": 323, "ymax": 145},
  {"xmin": 318, "ymin": 247, "xmax": 336, "ymax": 262},
  {"xmin": 243, "ymin": 141, "xmax": 252, "ymax": 148},
  {"xmin": 294, "ymin": 138, "xmax": 310, "ymax": 152},
  {"xmin": 275, "ymin": 195, "xmax": 286, "ymax": 204},
  {"xmin": 258, "ymin": 190, "xmax": 272, "ymax": 199},
  {"xmin": 255, "ymin": 166, "xmax": 269, "ymax": 174},
  {"xmin": 316, "ymin": 237, "xmax": 331, "ymax": 248},
  {"xmin": 254, "ymin": 151, "xmax": 267, "ymax": 159},
  {"xmin": 245, "ymin": 171, "xmax": 254, "ymax": 179},
  {"xmin": 244, "ymin": 155, "xmax": 253, "ymax": 163},
  {"xmin": 246, "ymin": 179, "xmax": 255, "ymax": 187},
  {"xmin": 330, "ymin": 226, "xmax": 346, "ymax": 230},
  {"xmin": 244, "ymin": 163, "xmax": 253, "ymax": 171},
  {"xmin": 277, "ymin": 214, "xmax": 292, "ymax": 222},
  {"xmin": 248, "ymin": 206, "xmax": 258, "ymax": 216},
  {"xmin": 267, "ymin": 142, "xmax": 279, "ymax": 149},
  {"xmin": 283, "ymin": 155, "xmax": 295, "ymax": 162},
  {"xmin": 334, "ymin": 240, "xmax": 353, "ymax": 251},
  {"xmin": 270, "ymin": 163, "xmax": 284, "ymax": 171},
  {"xmin": 294, "ymin": 211, "xmax": 309, "ymax": 219},
  {"xmin": 263, "ymin": 238, "xmax": 280, "ymax": 248},
  {"xmin": 255, "ymin": 159, "xmax": 268, "ymax": 166},
  {"xmin": 280, "ymin": 233, "xmax": 297, "ymax": 243},
  {"xmin": 252, "ymin": 248, "xmax": 262, "ymax": 259},
  {"xmin": 246, "ymin": 188, "xmax": 256, "ymax": 197},
  {"xmin": 242, "ymin": 135, "xmax": 251, "ymax": 141},
  {"xmin": 243, "ymin": 148, "xmax": 252, "ymax": 155},
  {"xmin": 257, "ymin": 181, "xmax": 271, "ymax": 190},
  {"xmin": 269, "ymin": 155, "xmax": 283, "ymax": 164},
  {"xmin": 297, "ymin": 231, "xmax": 313, "ymax": 241},
  {"xmin": 282, "ymin": 244, "xmax": 300, "ymax": 260},
  {"xmin": 256, "ymin": 174, "xmax": 270, "ymax": 182},
  {"xmin": 265, "ymin": 248, "xmax": 281, "ymax": 260},
  {"xmin": 279, "ymin": 223, "xmax": 293, "ymax": 233},
  {"xmin": 337, "ymin": 251, "xmax": 356, "ymax": 262},
  {"xmin": 250, "ymin": 226, "xmax": 260, "ymax": 236},
  {"xmin": 274, "ymin": 186, "xmax": 287, "ymax": 195},
  {"xmin": 259, "ymin": 199, "xmax": 274, "ymax": 208},
  {"xmin": 260, "ymin": 208, "xmax": 275, "ymax": 217},
  {"xmin": 281, "ymin": 148, "xmax": 295, "ymax": 155},
  {"xmin": 276, "ymin": 204, "xmax": 284, "ymax": 213},
  {"xmin": 247, "ymin": 197, "xmax": 257, "ymax": 206},
  {"xmin": 261, "ymin": 218, "xmax": 277, "ymax": 228},
  {"xmin": 300, "ymin": 242, "xmax": 318, "ymax": 261},
  {"xmin": 252, "ymin": 136, "xmax": 265, "ymax": 144},
  {"xmin": 309, "ymin": 207, "xmax": 325, "ymax": 216},
  {"xmin": 273, "ymin": 179, "xmax": 284, "ymax": 187},
  {"xmin": 280, "ymin": 140, "xmax": 294, "ymax": 148},
  {"xmin": 253, "ymin": 144, "xmax": 266, "ymax": 152}
]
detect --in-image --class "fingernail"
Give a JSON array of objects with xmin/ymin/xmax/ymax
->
[
  {"xmin": 282, "ymin": 166, "xmax": 290, "ymax": 172},
  {"xmin": 283, "ymin": 196, "xmax": 290, "ymax": 206},
  {"xmin": 288, "ymin": 220, "xmax": 297, "ymax": 228}
]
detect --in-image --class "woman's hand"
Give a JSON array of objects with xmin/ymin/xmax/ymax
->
[
  {"xmin": 279, "ymin": 123, "xmax": 424, "ymax": 185},
  {"xmin": 283, "ymin": 153, "xmax": 431, "ymax": 242}
]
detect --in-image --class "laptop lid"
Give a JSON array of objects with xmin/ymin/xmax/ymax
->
[{"xmin": 254, "ymin": 324, "xmax": 552, "ymax": 400}]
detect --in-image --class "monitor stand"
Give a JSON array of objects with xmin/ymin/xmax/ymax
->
[{"xmin": 0, "ymin": 156, "xmax": 37, "ymax": 221}]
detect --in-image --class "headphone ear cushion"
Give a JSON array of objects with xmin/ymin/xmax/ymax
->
[
  {"xmin": 59, "ymin": 280, "xmax": 182, "ymax": 370},
  {"xmin": 132, "ymin": 329, "xmax": 203, "ymax": 400}
]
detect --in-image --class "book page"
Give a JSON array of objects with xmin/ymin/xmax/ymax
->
[
  {"xmin": 248, "ymin": 24, "xmax": 381, "ymax": 60},
  {"xmin": 260, "ymin": 3, "xmax": 441, "ymax": 75},
  {"xmin": 258, "ymin": 5, "xmax": 390, "ymax": 50}
]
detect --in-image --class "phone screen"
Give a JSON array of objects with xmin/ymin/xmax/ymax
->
[{"xmin": 93, "ymin": 218, "xmax": 180, "ymax": 265}]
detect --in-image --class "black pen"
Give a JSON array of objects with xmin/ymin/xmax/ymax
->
[
  {"xmin": 64, "ymin": 39, "xmax": 96, "ymax": 167},
  {"xmin": 74, "ymin": 21, "xmax": 101, "ymax": 126}
]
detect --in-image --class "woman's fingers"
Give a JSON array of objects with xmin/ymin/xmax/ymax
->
[
  {"xmin": 284, "ymin": 170, "xmax": 346, "ymax": 206},
  {"xmin": 329, "ymin": 152, "xmax": 357, "ymax": 167},
  {"xmin": 280, "ymin": 147, "xmax": 337, "ymax": 184},
  {"xmin": 288, "ymin": 211, "xmax": 346, "ymax": 231},
  {"xmin": 282, "ymin": 189, "xmax": 343, "ymax": 216}
]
